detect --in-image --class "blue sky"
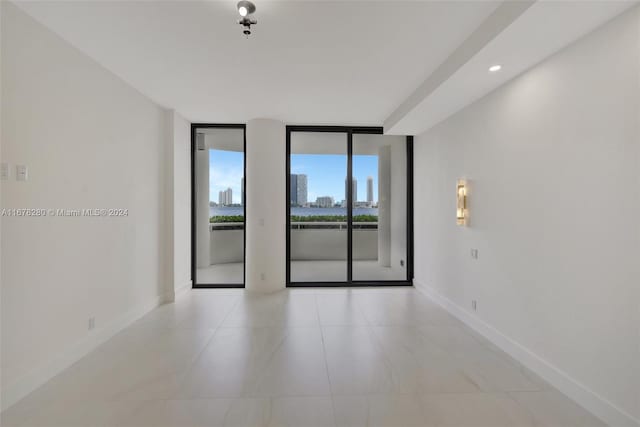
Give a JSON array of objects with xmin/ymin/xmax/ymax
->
[
  {"xmin": 209, "ymin": 150, "xmax": 378, "ymax": 203},
  {"xmin": 292, "ymin": 154, "xmax": 378, "ymax": 202},
  {"xmin": 209, "ymin": 150, "xmax": 244, "ymax": 204}
]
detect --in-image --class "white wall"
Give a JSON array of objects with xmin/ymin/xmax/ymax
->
[
  {"xmin": 245, "ymin": 119, "xmax": 286, "ymax": 292},
  {"xmin": 210, "ymin": 229, "xmax": 244, "ymax": 264},
  {"xmin": 390, "ymin": 139, "xmax": 407, "ymax": 276},
  {"xmin": 170, "ymin": 112, "xmax": 191, "ymax": 295},
  {"xmin": 414, "ymin": 7, "xmax": 639, "ymax": 426},
  {"xmin": 291, "ymin": 229, "xmax": 377, "ymax": 261},
  {"xmin": 0, "ymin": 2, "xmax": 173, "ymax": 409}
]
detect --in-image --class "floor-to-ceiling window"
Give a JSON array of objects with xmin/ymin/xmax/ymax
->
[
  {"xmin": 286, "ymin": 126, "xmax": 412, "ymax": 286},
  {"xmin": 192, "ymin": 124, "xmax": 245, "ymax": 287}
]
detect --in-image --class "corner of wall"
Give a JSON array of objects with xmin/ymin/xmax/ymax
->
[{"xmin": 414, "ymin": 279, "xmax": 640, "ymax": 427}]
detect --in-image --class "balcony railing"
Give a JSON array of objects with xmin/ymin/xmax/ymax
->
[{"xmin": 209, "ymin": 221, "xmax": 377, "ymax": 231}]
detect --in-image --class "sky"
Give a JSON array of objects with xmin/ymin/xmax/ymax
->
[
  {"xmin": 209, "ymin": 150, "xmax": 243, "ymax": 204},
  {"xmin": 209, "ymin": 149, "xmax": 378, "ymax": 204},
  {"xmin": 292, "ymin": 154, "xmax": 378, "ymax": 203}
]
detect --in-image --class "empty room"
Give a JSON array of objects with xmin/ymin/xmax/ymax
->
[{"xmin": 1, "ymin": 0, "xmax": 638, "ymax": 426}]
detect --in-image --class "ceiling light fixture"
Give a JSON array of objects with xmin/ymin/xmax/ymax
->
[
  {"xmin": 237, "ymin": 1, "xmax": 257, "ymax": 38},
  {"xmin": 489, "ymin": 64, "xmax": 502, "ymax": 72}
]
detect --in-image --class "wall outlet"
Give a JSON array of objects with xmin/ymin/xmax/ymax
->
[
  {"xmin": 88, "ymin": 317, "xmax": 95, "ymax": 330},
  {"xmin": 470, "ymin": 248, "xmax": 479, "ymax": 260},
  {"xmin": 471, "ymin": 300, "xmax": 477, "ymax": 311}
]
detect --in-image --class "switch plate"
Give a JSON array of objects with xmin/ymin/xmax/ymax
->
[
  {"xmin": 16, "ymin": 165, "xmax": 28, "ymax": 182},
  {"xmin": 1, "ymin": 163, "xmax": 9, "ymax": 180},
  {"xmin": 470, "ymin": 248, "xmax": 479, "ymax": 260}
]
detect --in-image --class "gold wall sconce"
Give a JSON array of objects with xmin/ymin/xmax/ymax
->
[{"xmin": 456, "ymin": 179, "xmax": 468, "ymax": 226}]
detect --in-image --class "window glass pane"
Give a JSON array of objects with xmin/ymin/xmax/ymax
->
[
  {"xmin": 195, "ymin": 127, "xmax": 244, "ymax": 285},
  {"xmin": 290, "ymin": 132, "xmax": 347, "ymax": 282}
]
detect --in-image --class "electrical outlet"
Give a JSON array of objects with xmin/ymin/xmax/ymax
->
[
  {"xmin": 88, "ymin": 317, "xmax": 95, "ymax": 330},
  {"xmin": 470, "ymin": 249, "xmax": 479, "ymax": 260},
  {"xmin": 471, "ymin": 300, "xmax": 477, "ymax": 311}
]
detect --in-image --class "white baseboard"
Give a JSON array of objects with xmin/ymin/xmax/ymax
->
[
  {"xmin": 414, "ymin": 279, "xmax": 639, "ymax": 427},
  {"xmin": 0, "ymin": 295, "xmax": 163, "ymax": 412},
  {"xmin": 174, "ymin": 280, "xmax": 192, "ymax": 299},
  {"xmin": 162, "ymin": 280, "xmax": 192, "ymax": 303}
]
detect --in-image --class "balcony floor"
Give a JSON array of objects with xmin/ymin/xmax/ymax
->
[{"xmin": 196, "ymin": 260, "xmax": 406, "ymax": 284}]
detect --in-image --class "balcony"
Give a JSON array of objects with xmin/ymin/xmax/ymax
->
[{"xmin": 196, "ymin": 220, "xmax": 406, "ymax": 283}]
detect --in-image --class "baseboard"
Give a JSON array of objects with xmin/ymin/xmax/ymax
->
[
  {"xmin": 0, "ymin": 295, "xmax": 164, "ymax": 412},
  {"xmin": 162, "ymin": 280, "xmax": 192, "ymax": 303},
  {"xmin": 174, "ymin": 280, "xmax": 192, "ymax": 299},
  {"xmin": 414, "ymin": 279, "xmax": 639, "ymax": 427}
]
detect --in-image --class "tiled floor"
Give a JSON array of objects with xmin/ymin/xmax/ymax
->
[{"xmin": 1, "ymin": 288, "xmax": 606, "ymax": 427}]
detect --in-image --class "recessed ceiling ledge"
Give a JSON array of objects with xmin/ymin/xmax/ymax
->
[{"xmin": 383, "ymin": 0, "xmax": 535, "ymax": 135}]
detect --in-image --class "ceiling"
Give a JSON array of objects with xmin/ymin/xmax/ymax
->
[
  {"xmin": 14, "ymin": 0, "xmax": 638, "ymax": 134},
  {"xmin": 13, "ymin": 0, "xmax": 500, "ymax": 125}
]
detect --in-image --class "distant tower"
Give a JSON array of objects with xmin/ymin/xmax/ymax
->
[
  {"xmin": 290, "ymin": 174, "xmax": 298, "ymax": 205},
  {"xmin": 296, "ymin": 174, "xmax": 308, "ymax": 205},
  {"xmin": 345, "ymin": 177, "xmax": 357, "ymax": 202},
  {"xmin": 225, "ymin": 187, "xmax": 233, "ymax": 205},
  {"xmin": 366, "ymin": 176, "xmax": 374, "ymax": 203},
  {"xmin": 218, "ymin": 190, "xmax": 224, "ymax": 206},
  {"xmin": 241, "ymin": 177, "xmax": 245, "ymax": 206}
]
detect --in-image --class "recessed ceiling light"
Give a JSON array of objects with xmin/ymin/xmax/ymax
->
[{"xmin": 489, "ymin": 65, "xmax": 502, "ymax": 73}]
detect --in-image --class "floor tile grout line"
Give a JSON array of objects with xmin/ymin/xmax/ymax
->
[{"xmin": 316, "ymin": 295, "xmax": 339, "ymax": 427}]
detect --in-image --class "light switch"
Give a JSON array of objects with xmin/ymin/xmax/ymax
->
[
  {"xmin": 0, "ymin": 163, "xmax": 9, "ymax": 181},
  {"xmin": 16, "ymin": 165, "xmax": 28, "ymax": 182}
]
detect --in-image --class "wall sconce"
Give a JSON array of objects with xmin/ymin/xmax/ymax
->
[{"xmin": 456, "ymin": 179, "xmax": 468, "ymax": 226}]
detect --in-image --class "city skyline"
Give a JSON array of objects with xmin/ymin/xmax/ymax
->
[
  {"xmin": 291, "ymin": 154, "xmax": 378, "ymax": 202},
  {"xmin": 209, "ymin": 150, "xmax": 379, "ymax": 205}
]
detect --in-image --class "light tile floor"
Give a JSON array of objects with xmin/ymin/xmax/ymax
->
[{"xmin": 1, "ymin": 288, "xmax": 606, "ymax": 427}]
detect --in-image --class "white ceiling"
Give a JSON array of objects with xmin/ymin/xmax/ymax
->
[
  {"xmin": 13, "ymin": 0, "xmax": 500, "ymax": 125},
  {"xmin": 384, "ymin": 0, "xmax": 638, "ymax": 135},
  {"xmin": 14, "ymin": 0, "xmax": 638, "ymax": 134}
]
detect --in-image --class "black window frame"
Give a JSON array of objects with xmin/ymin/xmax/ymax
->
[{"xmin": 285, "ymin": 125, "xmax": 414, "ymax": 287}]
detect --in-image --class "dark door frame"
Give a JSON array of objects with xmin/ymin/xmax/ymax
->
[
  {"xmin": 191, "ymin": 123, "xmax": 246, "ymax": 288},
  {"xmin": 285, "ymin": 125, "xmax": 414, "ymax": 287}
]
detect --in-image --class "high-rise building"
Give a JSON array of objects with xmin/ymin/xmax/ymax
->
[
  {"xmin": 219, "ymin": 188, "xmax": 233, "ymax": 206},
  {"xmin": 290, "ymin": 174, "xmax": 298, "ymax": 205},
  {"xmin": 345, "ymin": 177, "xmax": 357, "ymax": 202},
  {"xmin": 241, "ymin": 177, "xmax": 244, "ymax": 206},
  {"xmin": 366, "ymin": 176, "xmax": 374, "ymax": 203},
  {"xmin": 316, "ymin": 196, "xmax": 334, "ymax": 208},
  {"xmin": 296, "ymin": 174, "xmax": 307, "ymax": 205},
  {"xmin": 225, "ymin": 187, "xmax": 232, "ymax": 205}
]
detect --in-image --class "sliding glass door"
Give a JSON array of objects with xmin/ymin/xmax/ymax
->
[
  {"xmin": 352, "ymin": 134, "xmax": 407, "ymax": 281},
  {"xmin": 288, "ymin": 131, "xmax": 348, "ymax": 283},
  {"xmin": 286, "ymin": 126, "xmax": 412, "ymax": 286},
  {"xmin": 192, "ymin": 124, "xmax": 245, "ymax": 287}
]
